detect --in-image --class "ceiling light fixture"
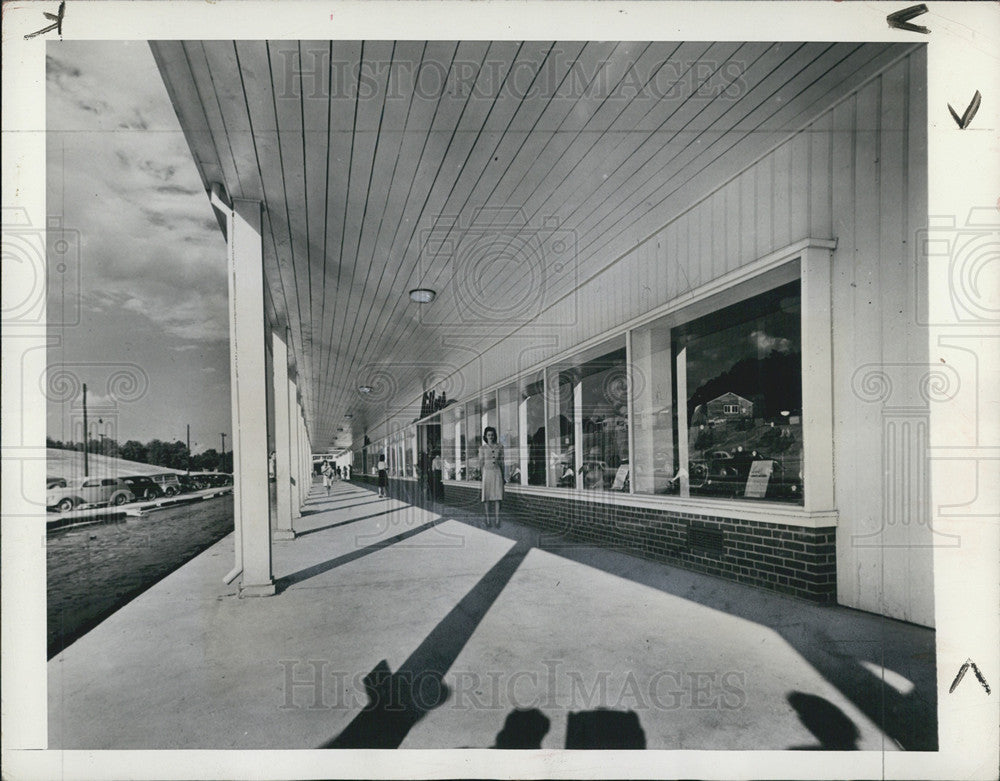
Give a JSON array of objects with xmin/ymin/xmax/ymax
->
[
  {"xmin": 409, "ymin": 288, "xmax": 436, "ymax": 304},
  {"xmin": 358, "ymin": 385, "xmax": 373, "ymax": 394}
]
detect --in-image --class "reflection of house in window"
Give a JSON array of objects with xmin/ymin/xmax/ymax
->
[{"xmin": 708, "ymin": 392, "xmax": 753, "ymax": 422}]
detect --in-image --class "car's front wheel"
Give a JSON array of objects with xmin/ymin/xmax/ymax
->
[
  {"xmin": 57, "ymin": 497, "xmax": 76, "ymax": 513},
  {"xmin": 112, "ymin": 493, "xmax": 129, "ymax": 506},
  {"xmin": 165, "ymin": 486, "xmax": 178, "ymax": 497}
]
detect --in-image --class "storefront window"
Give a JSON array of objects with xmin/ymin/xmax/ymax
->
[
  {"xmin": 521, "ymin": 372, "xmax": 546, "ymax": 486},
  {"xmin": 547, "ymin": 366, "xmax": 576, "ymax": 488},
  {"xmin": 418, "ymin": 414, "xmax": 441, "ymax": 482},
  {"xmin": 465, "ymin": 399, "xmax": 482, "ymax": 480},
  {"xmin": 405, "ymin": 428, "xmax": 415, "ymax": 477},
  {"xmin": 441, "ymin": 404, "xmax": 463, "ymax": 480},
  {"xmin": 578, "ymin": 344, "xmax": 629, "ymax": 491},
  {"xmin": 633, "ymin": 280, "xmax": 803, "ymax": 504},
  {"xmin": 482, "ymin": 393, "xmax": 498, "ymax": 435},
  {"xmin": 497, "ymin": 382, "xmax": 521, "ymax": 484}
]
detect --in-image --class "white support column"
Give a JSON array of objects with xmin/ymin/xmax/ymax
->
[
  {"xmin": 298, "ymin": 412, "xmax": 305, "ymax": 504},
  {"xmin": 303, "ymin": 416, "xmax": 312, "ymax": 499},
  {"xmin": 288, "ymin": 379, "xmax": 302, "ymax": 517},
  {"xmin": 304, "ymin": 415, "xmax": 312, "ymax": 500},
  {"xmin": 227, "ymin": 197, "xmax": 274, "ymax": 597},
  {"xmin": 304, "ymin": 416, "xmax": 312, "ymax": 499},
  {"xmin": 272, "ymin": 329, "xmax": 295, "ymax": 540}
]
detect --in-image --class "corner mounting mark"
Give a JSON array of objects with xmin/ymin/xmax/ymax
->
[
  {"xmin": 948, "ymin": 91, "xmax": 982, "ymax": 130},
  {"xmin": 23, "ymin": 1, "xmax": 65, "ymax": 40},
  {"xmin": 887, "ymin": 4, "xmax": 930, "ymax": 34},
  {"xmin": 949, "ymin": 658, "xmax": 991, "ymax": 695}
]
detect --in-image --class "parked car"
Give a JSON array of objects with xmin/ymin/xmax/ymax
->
[
  {"xmin": 176, "ymin": 474, "xmax": 203, "ymax": 493},
  {"xmin": 121, "ymin": 475, "xmax": 164, "ymax": 500},
  {"xmin": 201, "ymin": 473, "xmax": 233, "ymax": 487},
  {"xmin": 150, "ymin": 472, "xmax": 182, "ymax": 497},
  {"xmin": 47, "ymin": 476, "xmax": 67, "ymax": 489},
  {"xmin": 187, "ymin": 472, "xmax": 234, "ymax": 489},
  {"xmin": 46, "ymin": 477, "xmax": 135, "ymax": 513}
]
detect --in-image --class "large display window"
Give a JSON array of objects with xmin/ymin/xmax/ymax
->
[
  {"xmin": 441, "ymin": 405, "xmax": 459, "ymax": 480},
  {"xmin": 464, "ymin": 399, "xmax": 482, "ymax": 480},
  {"xmin": 633, "ymin": 280, "xmax": 803, "ymax": 504},
  {"xmin": 578, "ymin": 344, "xmax": 629, "ymax": 491},
  {"xmin": 405, "ymin": 428, "xmax": 416, "ymax": 477},
  {"xmin": 481, "ymin": 392, "xmax": 498, "ymax": 438},
  {"xmin": 520, "ymin": 372, "xmax": 546, "ymax": 486},
  {"xmin": 497, "ymin": 383, "xmax": 521, "ymax": 484},
  {"xmin": 546, "ymin": 366, "xmax": 575, "ymax": 487},
  {"xmin": 543, "ymin": 337, "xmax": 627, "ymax": 490}
]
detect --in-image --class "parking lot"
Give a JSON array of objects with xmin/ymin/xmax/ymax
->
[{"xmin": 47, "ymin": 494, "xmax": 234, "ymax": 659}]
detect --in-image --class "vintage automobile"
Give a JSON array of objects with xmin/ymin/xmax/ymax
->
[
  {"xmin": 668, "ymin": 448, "xmax": 803, "ymax": 500},
  {"xmin": 189, "ymin": 472, "xmax": 234, "ymax": 488},
  {"xmin": 46, "ymin": 477, "xmax": 136, "ymax": 513},
  {"xmin": 698, "ymin": 449, "xmax": 803, "ymax": 500},
  {"xmin": 176, "ymin": 474, "xmax": 203, "ymax": 493},
  {"xmin": 150, "ymin": 472, "xmax": 182, "ymax": 497},
  {"xmin": 121, "ymin": 475, "xmax": 164, "ymax": 500}
]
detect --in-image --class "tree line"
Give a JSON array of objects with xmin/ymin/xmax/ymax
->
[{"xmin": 46, "ymin": 437, "xmax": 233, "ymax": 473}]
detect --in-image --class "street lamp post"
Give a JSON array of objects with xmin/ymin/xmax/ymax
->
[{"xmin": 220, "ymin": 433, "xmax": 226, "ymax": 472}]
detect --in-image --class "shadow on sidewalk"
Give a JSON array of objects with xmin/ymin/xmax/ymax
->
[
  {"xmin": 296, "ymin": 507, "xmax": 400, "ymax": 538},
  {"xmin": 340, "ymin": 483, "xmax": 936, "ymax": 751},
  {"xmin": 275, "ymin": 520, "xmax": 441, "ymax": 593},
  {"xmin": 322, "ymin": 538, "xmax": 533, "ymax": 748}
]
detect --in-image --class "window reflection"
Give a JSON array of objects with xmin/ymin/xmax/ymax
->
[
  {"xmin": 632, "ymin": 280, "xmax": 803, "ymax": 503},
  {"xmin": 465, "ymin": 399, "xmax": 481, "ymax": 480},
  {"xmin": 547, "ymin": 367, "xmax": 575, "ymax": 487},
  {"xmin": 498, "ymin": 383, "xmax": 521, "ymax": 484},
  {"xmin": 521, "ymin": 374, "xmax": 546, "ymax": 486},
  {"xmin": 578, "ymin": 347, "xmax": 629, "ymax": 491}
]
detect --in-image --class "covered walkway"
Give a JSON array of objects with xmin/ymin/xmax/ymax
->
[{"xmin": 49, "ymin": 480, "xmax": 935, "ymax": 751}]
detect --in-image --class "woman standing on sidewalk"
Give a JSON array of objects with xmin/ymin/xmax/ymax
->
[
  {"xmin": 478, "ymin": 427, "xmax": 504, "ymax": 527},
  {"xmin": 377, "ymin": 454, "xmax": 388, "ymax": 498}
]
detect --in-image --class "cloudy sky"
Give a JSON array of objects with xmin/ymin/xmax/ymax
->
[{"xmin": 46, "ymin": 41, "xmax": 231, "ymax": 451}]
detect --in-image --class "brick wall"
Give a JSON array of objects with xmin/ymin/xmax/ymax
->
[{"xmin": 358, "ymin": 476, "xmax": 836, "ymax": 603}]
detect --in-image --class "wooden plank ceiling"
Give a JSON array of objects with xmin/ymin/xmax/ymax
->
[{"xmin": 151, "ymin": 41, "xmax": 905, "ymax": 453}]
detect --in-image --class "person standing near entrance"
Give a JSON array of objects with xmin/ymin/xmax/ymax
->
[
  {"xmin": 377, "ymin": 454, "xmax": 388, "ymax": 498},
  {"xmin": 430, "ymin": 450, "xmax": 443, "ymax": 503},
  {"xmin": 478, "ymin": 427, "xmax": 504, "ymax": 527}
]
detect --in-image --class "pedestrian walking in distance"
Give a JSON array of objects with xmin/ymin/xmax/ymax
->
[
  {"xmin": 321, "ymin": 459, "xmax": 334, "ymax": 495},
  {"xmin": 377, "ymin": 455, "xmax": 388, "ymax": 498},
  {"xmin": 478, "ymin": 427, "xmax": 504, "ymax": 528}
]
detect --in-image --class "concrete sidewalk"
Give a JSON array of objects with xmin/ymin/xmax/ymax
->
[{"xmin": 48, "ymin": 481, "xmax": 936, "ymax": 751}]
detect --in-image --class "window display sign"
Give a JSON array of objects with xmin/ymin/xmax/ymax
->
[{"xmin": 744, "ymin": 459, "xmax": 774, "ymax": 498}]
